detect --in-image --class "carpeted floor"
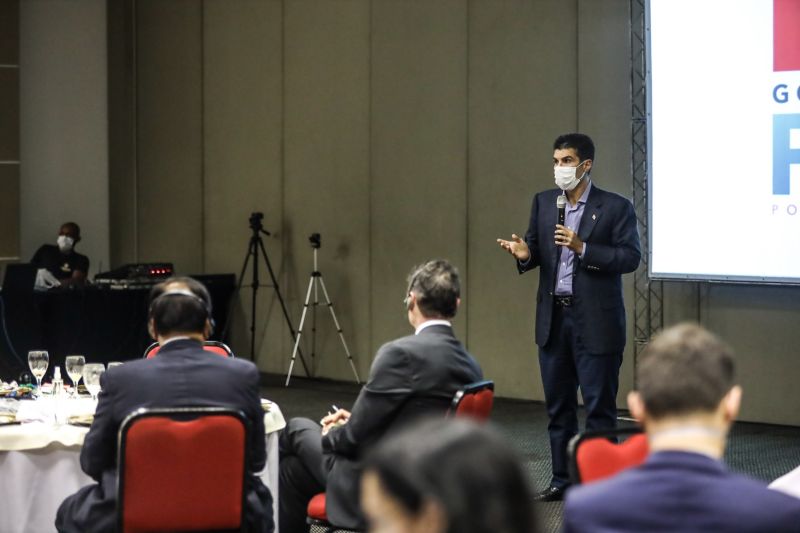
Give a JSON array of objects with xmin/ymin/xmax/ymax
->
[{"xmin": 262, "ymin": 374, "xmax": 800, "ymax": 533}]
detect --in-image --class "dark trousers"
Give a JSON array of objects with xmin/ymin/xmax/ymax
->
[
  {"xmin": 279, "ymin": 417, "xmax": 328, "ymax": 533},
  {"xmin": 538, "ymin": 304, "xmax": 622, "ymax": 488}
]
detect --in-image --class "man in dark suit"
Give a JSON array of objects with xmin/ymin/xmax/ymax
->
[
  {"xmin": 279, "ymin": 259, "xmax": 483, "ymax": 532},
  {"xmin": 564, "ymin": 323, "xmax": 800, "ymax": 532},
  {"xmin": 56, "ymin": 277, "xmax": 273, "ymax": 533},
  {"xmin": 498, "ymin": 133, "xmax": 641, "ymax": 500}
]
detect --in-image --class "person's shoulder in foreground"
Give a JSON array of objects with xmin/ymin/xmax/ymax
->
[
  {"xmin": 564, "ymin": 322, "xmax": 800, "ymax": 533},
  {"xmin": 564, "ymin": 450, "xmax": 800, "ymax": 533}
]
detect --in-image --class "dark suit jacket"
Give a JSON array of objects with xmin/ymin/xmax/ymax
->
[
  {"xmin": 520, "ymin": 184, "xmax": 640, "ymax": 354},
  {"xmin": 58, "ymin": 339, "xmax": 273, "ymax": 533},
  {"xmin": 564, "ymin": 451, "xmax": 800, "ymax": 533},
  {"xmin": 321, "ymin": 324, "xmax": 483, "ymax": 529}
]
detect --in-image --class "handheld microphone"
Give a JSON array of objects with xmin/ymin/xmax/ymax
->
[{"xmin": 557, "ymin": 195, "xmax": 567, "ymax": 226}]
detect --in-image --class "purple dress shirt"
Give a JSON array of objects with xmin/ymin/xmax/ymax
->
[{"xmin": 555, "ymin": 181, "xmax": 592, "ymax": 296}]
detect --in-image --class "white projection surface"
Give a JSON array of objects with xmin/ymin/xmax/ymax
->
[{"xmin": 648, "ymin": 0, "xmax": 800, "ymax": 283}]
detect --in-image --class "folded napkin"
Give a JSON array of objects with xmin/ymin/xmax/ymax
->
[{"xmin": 68, "ymin": 414, "xmax": 94, "ymax": 427}]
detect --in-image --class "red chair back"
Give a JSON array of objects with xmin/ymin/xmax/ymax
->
[
  {"xmin": 568, "ymin": 428, "xmax": 649, "ymax": 484},
  {"xmin": 449, "ymin": 380, "xmax": 494, "ymax": 421},
  {"xmin": 117, "ymin": 407, "xmax": 249, "ymax": 533},
  {"xmin": 143, "ymin": 340, "xmax": 234, "ymax": 359}
]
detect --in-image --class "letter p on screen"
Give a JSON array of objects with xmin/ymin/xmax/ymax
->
[{"xmin": 774, "ymin": 114, "xmax": 800, "ymax": 195}]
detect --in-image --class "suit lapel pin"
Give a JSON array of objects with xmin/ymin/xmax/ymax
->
[{"xmin": 592, "ymin": 214, "xmax": 596, "ymax": 221}]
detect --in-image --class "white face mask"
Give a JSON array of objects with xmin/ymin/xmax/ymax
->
[
  {"xmin": 57, "ymin": 235, "xmax": 74, "ymax": 253},
  {"xmin": 554, "ymin": 161, "xmax": 587, "ymax": 191}
]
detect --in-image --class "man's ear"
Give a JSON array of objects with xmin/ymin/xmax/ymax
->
[
  {"xmin": 147, "ymin": 318, "xmax": 157, "ymax": 341},
  {"xmin": 203, "ymin": 318, "xmax": 212, "ymax": 340},
  {"xmin": 627, "ymin": 391, "xmax": 646, "ymax": 423},
  {"xmin": 406, "ymin": 292, "xmax": 415, "ymax": 312},
  {"xmin": 722, "ymin": 385, "xmax": 742, "ymax": 423},
  {"xmin": 416, "ymin": 499, "xmax": 447, "ymax": 533},
  {"xmin": 583, "ymin": 159, "xmax": 593, "ymax": 173}
]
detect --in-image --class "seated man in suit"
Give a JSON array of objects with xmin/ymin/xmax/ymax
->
[
  {"xmin": 279, "ymin": 259, "xmax": 484, "ymax": 532},
  {"xmin": 564, "ymin": 323, "xmax": 800, "ymax": 533},
  {"xmin": 31, "ymin": 222, "xmax": 89, "ymax": 287},
  {"xmin": 56, "ymin": 277, "xmax": 273, "ymax": 533}
]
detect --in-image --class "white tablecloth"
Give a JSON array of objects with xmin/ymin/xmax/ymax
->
[
  {"xmin": 770, "ymin": 465, "xmax": 800, "ymax": 499},
  {"xmin": 0, "ymin": 398, "xmax": 286, "ymax": 533}
]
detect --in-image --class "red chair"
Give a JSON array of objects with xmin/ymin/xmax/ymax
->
[
  {"xmin": 117, "ymin": 407, "xmax": 249, "ymax": 533},
  {"xmin": 143, "ymin": 340, "xmax": 234, "ymax": 359},
  {"xmin": 449, "ymin": 380, "xmax": 495, "ymax": 421},
  {"xmin": 306, "ymin": 380, "xmax": 496, "ymax": 531},
  {"xmin": 567, "ymin": 427, "xmax": 649, "ymax": 485}
]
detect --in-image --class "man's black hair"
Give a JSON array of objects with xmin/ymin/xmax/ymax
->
[
  {"xmin": 148, "ymin": 276, "xmax": 212, "ymax": 337},
  {"xmin": 553, "ymin": 133, "xmax": 596, "ymax": 163}
]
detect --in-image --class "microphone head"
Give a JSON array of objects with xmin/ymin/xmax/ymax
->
[{"xmin": 556, "ymin": 195, "xmax": 567, "ymax": 209}]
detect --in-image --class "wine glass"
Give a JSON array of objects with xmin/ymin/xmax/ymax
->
[
  {"xmin": 28, "ymin": 351, "xmax": 49, "ymax": 395},
  {"xmin": 82, "ymin": 363, "xmax": 105, "ymax": 401},
  {"xmin": 64, "ymin": 355, "xmax": 85, "ymax": 398}
]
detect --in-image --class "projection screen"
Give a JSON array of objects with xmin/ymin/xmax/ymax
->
[{"xmin": 648, "ymin": 0, "xmax": 800, "ymax": 284}]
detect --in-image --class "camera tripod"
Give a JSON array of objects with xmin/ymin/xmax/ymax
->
[
  {"xmin": 286, "ymin": 233, "xmax": 360, "ymax": 386},
  {"xmin": 225, "ymin": 213, "xmax": 309, "ymax": 376}
]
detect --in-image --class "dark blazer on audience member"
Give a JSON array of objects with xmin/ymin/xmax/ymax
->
[
  {"xmin": 323, "ymin": 324, "xmax": 483, "ymax": 529},
  {"xmin": 55, "ymin": 339, "xmax": 273, "ymax": 533},
  {"xmin": 564, "ymin": 450, "xmax": 800, "ymax": 533}
]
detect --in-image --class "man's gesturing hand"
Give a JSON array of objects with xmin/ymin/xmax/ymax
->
[{"xmin": 496, "ymin": 234, "xmax": 531, "ymax": 262}]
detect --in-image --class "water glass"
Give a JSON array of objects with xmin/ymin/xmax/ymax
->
[
  {"xmin": 65, "ymin": 355, "xmax": 85, "ymax": 398},
  {"xmin": 28, "ymin": 351, "xmax": 49, "ymax": 395},
  {"xmin": 82, "ymin": 363, "xmax": 105, "ymax": 401}
]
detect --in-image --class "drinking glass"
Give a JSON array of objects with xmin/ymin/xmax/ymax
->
[
  {"xmin": 82, "ymin": 363, "xmax": 105, "ymax": 401},
  {"xmin": 64, "ymin": 355, "xmax": 86, "ymax": 398},
  {"xmin": 28, "ymin": 351, "xmax": 49, "ymax": 395}
]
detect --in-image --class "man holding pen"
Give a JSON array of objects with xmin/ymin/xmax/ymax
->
[{"xmin": 278, "ymin": 260, "xmax": 483, "ymax": 532}]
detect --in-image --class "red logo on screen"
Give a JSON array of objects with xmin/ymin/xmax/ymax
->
[{"xmin": 774, "ymin": 0, "xmax": 800, "ymax": 71}]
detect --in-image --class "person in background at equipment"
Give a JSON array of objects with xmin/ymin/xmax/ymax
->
[
  {"xmin": 31, "ymin": 222, "xmax": 89, "ymax": 289},
  {"xmin": 361, "ymin": 418, "xmax": 539, "ymax": 533}
]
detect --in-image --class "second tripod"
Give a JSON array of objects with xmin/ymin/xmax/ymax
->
[{"xmin": 286, "ymin": 233, "xmax": 360, "ymax": 386}]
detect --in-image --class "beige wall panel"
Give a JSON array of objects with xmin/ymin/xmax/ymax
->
[
  {"xmin": 662, "ymin": 282, "xmax": 800, "ymax": 426},
  {"xmin": 371, "ymin": 0, "xmax": 468, "ymax": 353},
  {"xmin": 578, "ymin": 0, "xmax": 635, "ymax": 408},
  {"xmin": 284, "ymin": 0, "xmax": 371, "ymax": 380},
  {"xmin": 0, "ymin": 165, "xmax": 19, "ymax": 257},
  {"xmin": 702, "ymin": 285, "xmax": 800, "ymax": 425},
  {"xmin": 0, "ymin": 0, "xmax": 18, "ymax": 65},
  {"xmin": 20, "ymin": 0, "xmax": 108, "ymax": 274},
  {"xmin": 135, "ymin": 0, "xmax": 203, "ymax": 274},
  {"xmin": 0, "ymin": 68, "xmax": 18, "ymax": 161},
  {"xmin": 468, "ymin": 0, "xmax": 578, "ymax": 400},
  {"xmin": 108, "ymin": 0, "xmax": 137, "ymax": 267},
  {"xmin": 202, "ymin": 0, "xmax": 286, "ymax": 370}
]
